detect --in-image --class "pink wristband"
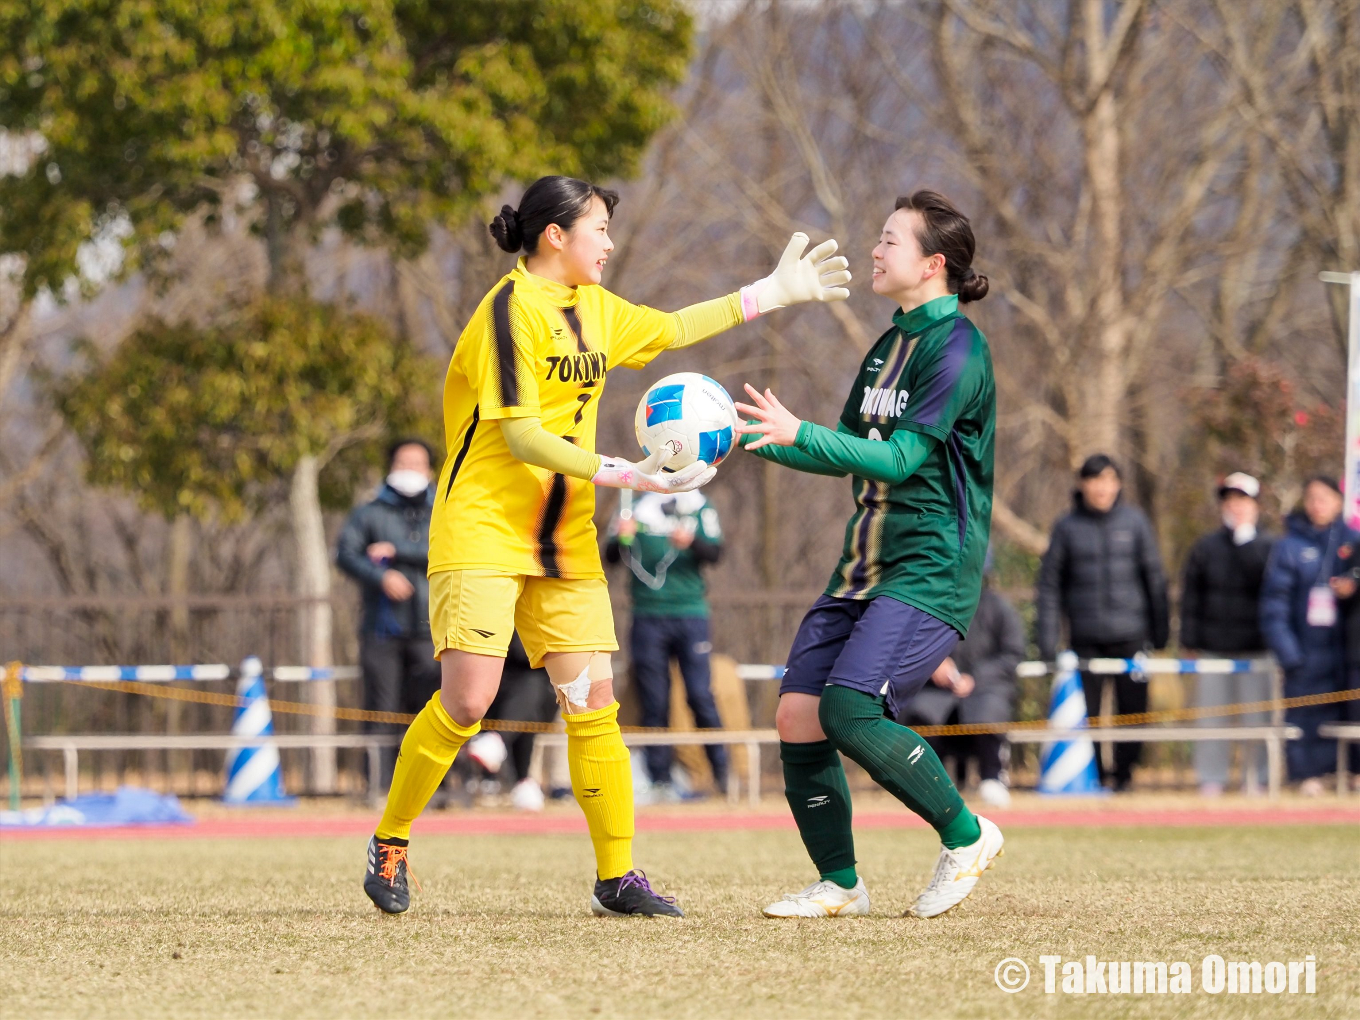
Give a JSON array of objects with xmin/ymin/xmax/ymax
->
[{"xmin": 739, "ymin": 286, "xmax": 762, "ymax": 322}]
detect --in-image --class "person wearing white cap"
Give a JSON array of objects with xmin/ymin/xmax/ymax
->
[{"xmin": 1179, "ymin": 473, "xmax": 1273, "ymax": 796}]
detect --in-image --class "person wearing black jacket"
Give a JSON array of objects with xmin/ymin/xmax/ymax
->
[
  {"xmin": 1180, "ymin": 472, "xmax": 1273, "ymax": 795},
  {"xmin": 1037, "ymin": 454, "xmax": 1170, "ymax": 791},
  {"xmin": 335, "ymin": 439, "xmax": 442, "ymax": 795}
]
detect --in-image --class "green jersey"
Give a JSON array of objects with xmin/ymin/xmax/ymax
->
[
  {"xmin": 821, "ymin": 294, "xmax": 995, "ymax": 633},
  {"xmin": 606, "ymin": 491, "xmax": 722, "ymax": 617}
]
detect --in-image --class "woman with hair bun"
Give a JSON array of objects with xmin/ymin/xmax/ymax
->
[
  {"xmin": 363, "ymin": 174, "xmax": 851, "ymax": 918},
  {"xmin": 737, "ymin": 190, "xmax": 1004, "ymax": 921}
]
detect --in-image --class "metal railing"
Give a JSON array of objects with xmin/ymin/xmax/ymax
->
[{"xmin": 10, "ymin": 654, "xmax": 1350, "ymax": 805}]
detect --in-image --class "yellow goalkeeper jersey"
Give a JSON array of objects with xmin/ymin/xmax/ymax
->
[{"xmin": 429, "ymin": 258, "xmax": 683, "ymax": 579}]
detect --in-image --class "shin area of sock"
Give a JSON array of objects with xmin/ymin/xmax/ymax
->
[
  {"xmin": 780, "ymin": 738, "xmax": 857, "ymax": 880},
  {"xmin": 374, "ymin": 693, "xmax": 479, "ymax": 841},
  {"xmin": 565, "ymin": 702, "xmax": 635, "ymax": 880},
  {"xmin": 819, "ymin": 683, "xmax": 968, "ymax": 834}
]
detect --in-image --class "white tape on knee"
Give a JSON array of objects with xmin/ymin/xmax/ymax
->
[{"xmin": 557, "ymin": 666, "xmax": 592, "ymax": 713}]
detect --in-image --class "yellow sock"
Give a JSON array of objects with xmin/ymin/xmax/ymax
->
[
  {"xmin": 565, "ymin": 702, "xmax": 634, "ymax": 880},
  {"xmin": 375, "ymin": 692, "xmax": 479, "ymax": 841}
]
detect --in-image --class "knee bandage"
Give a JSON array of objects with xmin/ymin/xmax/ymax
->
[
  {"xmin": 553, "ymin": 653, "xmax": 612, "ymax": 713},
  {"xmin": 557, "ymin": 667, "xmax": 593, "ymax": 713}
]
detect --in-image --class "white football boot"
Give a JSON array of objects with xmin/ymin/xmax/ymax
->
[
  {"xmin": 762, "ymin": 877, "xmax": 871, "ymax": 918},
  {"xmin": 908, "ymin": 814, "xmax": 1005, "ymax": 919}
]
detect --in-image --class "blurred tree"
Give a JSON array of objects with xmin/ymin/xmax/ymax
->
[
  {"xmin": 1190, "ymin": 356, "xmax": 1344, "ymax": 518},
  {"xmin": 0, "ymin": 0, "xmax": 693, "ymax": 295},
  {"xmin": 55, "ymin": 299, "xmax": 440, "ymax": 524},
  {"xmin": 1201, "ymin": 0, "xmax": 1360, "ymax": 358},
  {"xmin": 54, "ymin": 297, "xmax": 441, "ymax": 786}
]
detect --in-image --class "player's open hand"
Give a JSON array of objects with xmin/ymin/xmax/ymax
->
[
  {"xmin": 735, "ymin": 384, "xmax": 802, "ymax": 450},
  {"xmin": 745, "ymin": 232, "xmax": 851, "ymax": 316},
  {"xmin": 593, "ymin": 448, "xmax": 716, "ymax": 494}
]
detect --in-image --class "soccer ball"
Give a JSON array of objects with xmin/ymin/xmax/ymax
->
[{"xmin": 635, "ymin": 372, "xmax": 738, "ymax": 471}]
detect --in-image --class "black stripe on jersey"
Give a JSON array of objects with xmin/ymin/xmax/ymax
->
[
  {"xmin": 443, "ymin": 406, "xmax": 480, "ymax": 502},
  {"xmin": 492, "ymin": 281, "xmax": 519, "ymax": 407},
  {"xmin": 535, "ymin": 464, "xmax": 571, "ymax": 578},
  {"xmin": 561, "ymin": 306, "xmax": 589, "ymax": 354}
]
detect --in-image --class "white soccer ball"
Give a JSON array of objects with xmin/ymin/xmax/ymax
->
[{"xmin": 635, "ymin": 372, "xmax": 738, "ymax": 472}]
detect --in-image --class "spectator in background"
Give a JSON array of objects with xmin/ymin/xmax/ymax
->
[
  {"xmin": 898, "ymin": 556, "xmax": 1025, "ymax": 808},
  {"xmin": 1037, "ymin": 454, "xmax": 1170, "ymax": 792},
  {"xmin": 1180, "ymin": 472, "xmax": 1274, "ymax": 796},
  {"xmin": 336, "ymin": 438, "xmax": 441, "ymax": 797},
  {"xmin": 1260, "ymin": 475, "xmax": 1355, "ymax": 794},
  {"xmin": 605, "ymin": 489, "xmax": 727, "ymax": 800},
  {"xmin": 1327, "ymin": 546, "xmax": 1360, "ymax": 789}
]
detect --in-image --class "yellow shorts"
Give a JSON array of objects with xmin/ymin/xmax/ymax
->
[{"xmin": 428, "ymin": 569, "xmax": 618, "ymax": 668}]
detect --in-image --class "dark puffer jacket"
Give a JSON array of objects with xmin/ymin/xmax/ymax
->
[
  {"xmin": 335, "ymin": 484, "xmax": 434, "ymax": 639},
  {"xmin": 1179, "ymin": 526, "xmax": 1273, "ymax": 653},
  {"xmin": 900, "ymin": 586, "xmax": 1025, "ymax": 726},
  {"xmin": 1036, "ymin": 493, "xmax": 1170, "ymax": 660}
]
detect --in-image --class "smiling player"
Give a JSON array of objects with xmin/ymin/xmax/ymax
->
[
  {"xmin": 363, "ymin": 175, "xmax": 851, "ymax": 917},
  {"xmin": 737, "ymin": 190, "xmax": 1004, "ymax": 919}
]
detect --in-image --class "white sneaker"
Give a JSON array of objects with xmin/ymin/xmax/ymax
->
[
  {"xmin": 466, "ymin": 732, "xmax": 507, "ymax": 774},
  {"xmin": 762, "ymin": 878, "xmax": 870, "ymax": 918},
  {"xmin": 978, "ymin": 778, "xmax": 1012, "ymax": 809},
  {"xmin": 908, "ymin": 815, "xmax": 1005, "ymax": 919},
  {"xmin": 510, "ymin": 777, "xmax": 544, "ymax": 812}
]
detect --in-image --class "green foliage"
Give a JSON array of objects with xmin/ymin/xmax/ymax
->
[
  {"xmin": 0, "ymin": 0, "xmax": 693, "ymax": 294},
  {"xmin": 55, "ymin": 298, "xmax": 442, "ymax": 520}
]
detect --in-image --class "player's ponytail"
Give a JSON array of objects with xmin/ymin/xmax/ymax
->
[
  {"xmin": 489, "ymin": 205, "xmax": 524, "ymax": 253},
  {"xmin": 489, "ymin": 176, "xmax": 620, "ymax": 256},
  {"xmin": 894, "ymin": 191, "xmax": 989, "ymax": 303}
]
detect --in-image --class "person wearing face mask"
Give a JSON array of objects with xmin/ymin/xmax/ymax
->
[
  {"xmin": 1260, "ymin": 475, "xmax": 1359, "ymax": 793},
  {"xmin": 1180, "ymin": 473, "xmax": 1274, "ymax": 796},
  {"xmin": 336, "ymin": 438, "xmax": 441, "ymax": 799},
  {"xmin": 1036, "ymin": 454, "xmax": 1170, "ymax": 792}
]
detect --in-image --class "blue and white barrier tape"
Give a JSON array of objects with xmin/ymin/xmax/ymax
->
[
  {"xmin": 21, "ymin": 664, "xmax": 359, "ymax": 683},
  {"xmin": 739, "ymin": 658, "xmax": 1260, "ymax": 682},
  {"xmin": 25, "ymin": 658, "xmax": 1258, "ymax": 685},
  {"xmin": 22, "ymin": 664, "xmax": 231, "ymax": 683},
  {"xmin": 735, "ymin": 664, "xmax": 786, "ymax": 681}
]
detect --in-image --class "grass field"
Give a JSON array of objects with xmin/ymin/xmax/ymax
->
[{"xmin": 2, "ymin": 821, "xmax": 1357, "ymax": 1019}]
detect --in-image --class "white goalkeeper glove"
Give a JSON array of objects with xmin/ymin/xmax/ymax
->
[
  {"xmin": 740, "ymin": 232, "xmax": 852, "ymax": 320},
  {"xmin": 592, "ymin": 448, "xmax": 715, "ymax": 494}
]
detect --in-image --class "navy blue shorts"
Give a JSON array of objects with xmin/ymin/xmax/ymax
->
[{"xmin": 780, "ymin": 594, "xmax": 961, "ymax": 716}]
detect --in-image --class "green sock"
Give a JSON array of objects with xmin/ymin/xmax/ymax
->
[
  {"xmin": 780, "ymin": 739, "xmax": 857, "ymax": 885},
  {"xmin": 821, "ymin": 866, "xmax": 859, "ymax": 890},
  {"xmin": 938, "ymin": 808, "xmax": 983, "ymax": 849},
  {"xmin": 819, "ymin": 684, "xmax": 981, "ymax": 849}
]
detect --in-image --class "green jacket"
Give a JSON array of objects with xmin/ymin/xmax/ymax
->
[{"xmin": 604, "ymin": 491, "xmax": 722, "ymax": 618}]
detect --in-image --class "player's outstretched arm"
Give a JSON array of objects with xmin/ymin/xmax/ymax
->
[
  {"xmin": 498, "ymin": 418, "xmax": 712, "ymax": 494},
  {"xmin": 735, "ymin": 384, "xmax": 935, "ymax": 485},
  {"xmin": 664, "ymin": 232, "xmax": 852, "ymax": 351},
  {"xmin": 738, "ymin": 424, "xmax": 847, "ymax": 477}
]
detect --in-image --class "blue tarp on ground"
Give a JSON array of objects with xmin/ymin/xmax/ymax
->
[{"xmin": 0, "ymin": 786, "xmax": 194, "ymax": 828}]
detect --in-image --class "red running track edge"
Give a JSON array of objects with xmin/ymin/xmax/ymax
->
[{"xmin": 1, "ymin": 806, "xmax": 1356, "ymax": 841}]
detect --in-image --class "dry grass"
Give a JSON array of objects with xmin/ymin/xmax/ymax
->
[{"xmin": 2, "ymin": 823, "xmax": 1357, "ymax": 1019}]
